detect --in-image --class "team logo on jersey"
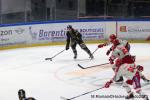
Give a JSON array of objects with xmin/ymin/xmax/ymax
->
[{"xmin": 120, "ymin": 26, "xmax": 127, "ymax": 32}]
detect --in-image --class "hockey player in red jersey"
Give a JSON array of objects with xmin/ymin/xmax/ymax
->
[
  {"xmin": 104, "ymin": 64, "xmax": 149, "ymax": 100},
  {"xmin": 104, "ymin": 39, "xmax": 149, "ymax": 100},
  {"xmin": 109, "ymin": 39, "xmax": 149, "ymax": 82},
  {"xmin": 98, "ymin": 34, "xmax": 150, "ymax": 83},
  {"xmin": 98, "ymin": 34, "xmax": 130, "ymax": 56},
  {"xmin": 108, "ymin": 39, "xmax": 134, "ymax": 82}
]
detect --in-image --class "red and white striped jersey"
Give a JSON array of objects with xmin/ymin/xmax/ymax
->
[
  {"xmin": 110, "ymin": 44, "xmax": 130, "ymax": 60},
  {"xmin": 115, "ymin": 63, "xmax": 137, "ymax": 80},
  {"xmin": 104, "ymin": 38, "xmax": 128, "ymax": 47}
]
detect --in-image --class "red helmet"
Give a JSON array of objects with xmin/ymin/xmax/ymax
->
[
  {"xmin": 109, "ymin": 34, "xmax": 117, "ymax": 42},
  {"xmin": 112, "ymin": 39, "xmax": 119, "ymax": 46}
]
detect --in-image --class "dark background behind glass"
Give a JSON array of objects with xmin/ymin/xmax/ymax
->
[{"xmin": 0, "ymin": 0, "xmax": 150, "ymax": 24}]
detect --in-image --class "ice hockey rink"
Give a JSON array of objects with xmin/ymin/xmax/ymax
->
[{"xmin": 0, "ymin": 43, "xmax": 150, "ymax": 100}]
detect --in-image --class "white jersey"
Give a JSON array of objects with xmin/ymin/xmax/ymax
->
[
  {"xmin": 110, "ymin": 44, "xmax": 130, "ymax": 60},
  {"xmin": 118, "ymin": 38, "xmax": 128, "ymax": 47},
  {"xmin": 105, "ymin": 38, "xmax": 128, "ymax": 47},
  {"xmin": 115, "ymin": 63, "xmax": 137, "ymax": 80}
]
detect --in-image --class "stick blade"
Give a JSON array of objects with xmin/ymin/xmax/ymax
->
[
  {"xmin": 77, "ymin": 64, "xmax": 85, "ymax": 69},
  {"xmin": 45, "ymin": 58, "xmax": 52, "ymax": 61},
  {"xmin": 60, "ymin": 96, "xmax": 70, "ymax": 100}
]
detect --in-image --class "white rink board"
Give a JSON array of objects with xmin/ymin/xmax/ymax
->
[
  {"xmin": 0, "ymin": 26, "xmax": 30, "ymax": 46},
  {"xmin": 28, "ymin": 22, "xmax": 106, "ymax": 42},
  {"xmin": 118, "ymin": 21, "xmax": 150, "ymax": 40},
  {"xmin": 1, "ymin": 20, "xmax": 150, "ymax": 47},
  {"xmin": 0, "ymin": 22, "xmax": 106, "ymax": 47}
]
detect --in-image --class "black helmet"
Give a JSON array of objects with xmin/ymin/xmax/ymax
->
[
  {"xmin": 67, "ymin": 25, "xmax": 72, "ymax": 29},
  {"xmin": 18, "ymin": 89, "xmax": 26, "ymax": 100}
]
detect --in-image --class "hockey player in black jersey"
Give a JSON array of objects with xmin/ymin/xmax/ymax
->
[{"xmin": 65, "ymin": 25, "xmax": 93, "ymax": 59}]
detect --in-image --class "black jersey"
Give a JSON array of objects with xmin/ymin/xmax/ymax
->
[
  {"xmin": 66, "ymin": 29, "xmax": 82, "ymax": 47},
  {"xmin": 66, "ymin": 29, "xmax": 82, "ymax": 41}
]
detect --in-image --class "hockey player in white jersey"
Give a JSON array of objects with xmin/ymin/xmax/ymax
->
[
  {"xmin": 108, "ymin": 39, "xmax": 149, "ymax": 82},
  {"xmin": 98, "ymin": 34, "xmax": 130, "ymax": 56},
  {"xmin": 98, "ymin": 34, "xmax": 150, "ymax": 83},
  {"xmin": 105, "ymin": 63, "xmax": 149, "ymax": 100},
  {"xmin": 104, "ymin": 39, "xmax": 149, "ymax": 100},
  {"xmin": 108, "ymin": 39, "xmax": 134, "ymax": 82}
]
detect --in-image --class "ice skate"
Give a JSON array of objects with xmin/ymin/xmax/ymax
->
[
  {"xmin": 89, "ymin": 54, "xmax": 94, "ymax": 59},
  {"xmin": 141, "ymin": 76, "xmax": 150, "ymax": 83},
  {"xmin": 125, "ymin": 93, "xmax": 134, "ymax": 99},
  {"xmin": 142, "ymin": 95, "xmax": 149, "ymax": 100},
  {"xmin": 144, "ymin": 95, "xmax": 149, "ymax": 100},
  {"xmin": 74, "ymin": 54, "xmax": 77, "ymax": 59},
  {"xmin": 144, "ymin": 79, "xmax": 150, "ymax": 83}
]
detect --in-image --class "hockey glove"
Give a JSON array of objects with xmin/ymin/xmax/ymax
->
[
  {"xmin": 105, "ymin": 80, "xmax": 113, "ymax": 88},
  {"xmin": 66, "ymin": 46, "xmax": 69, "ymax": 50},
  {"xmin": 109, "ymin": 57, "xmax": 114, "ymax": 64},
  {"xmin": 98, "ymin": 44, "xmax": 104, "ymax": 48}
]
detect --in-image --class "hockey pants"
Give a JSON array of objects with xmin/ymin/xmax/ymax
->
[
  {"xmin": 71, "ymin": 41, "xmax": 92, "ymax": 57},
  {"xmin": 123, "ymin": 72, "xmax": 147, "ymax": 97}
]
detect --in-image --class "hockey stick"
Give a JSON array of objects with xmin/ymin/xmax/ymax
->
[
  {"xmin": 88, "ymin": 48, "xmax": 99, "ymax": 59},
  {"xmin": 45, "ymin": 49, "xmax": 65, "ymax": 61},
  {"xmin": 78, "ymin": 63, "xmax": 109, "ymax": 69},
  {"xmin": 60, "ymin": 86, "xmax": 104, "ymax": 100},
  {"xmin": 91, "ymin": 47, "xmax": 99, "ymax": 55}
]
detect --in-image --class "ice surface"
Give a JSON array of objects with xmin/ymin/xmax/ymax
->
[{"xmin": 0, "ymin": 43, "xmax": 150, "ymax": 100}]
